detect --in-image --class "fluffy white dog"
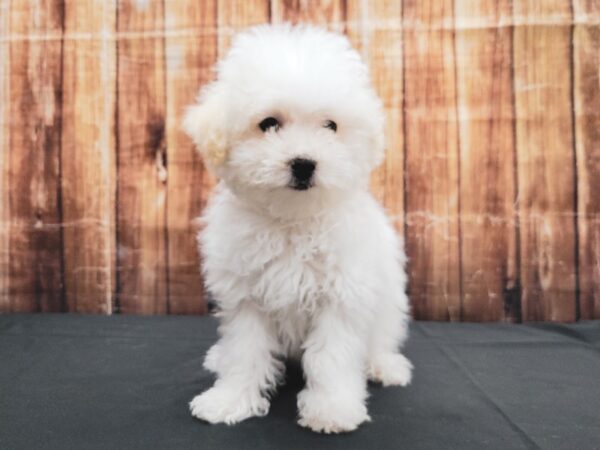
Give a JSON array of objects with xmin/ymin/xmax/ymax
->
[{"xmin": 183, "ymin": 24, "xmax": 412, "ymax": 434}]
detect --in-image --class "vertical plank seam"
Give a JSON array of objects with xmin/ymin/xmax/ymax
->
[
  {"xmin": 267, "ymin": 0, "xmax": 272, "ymax": 23},
  {"xmin": 568, "ymin": 0, "xmax": 581, "ymax": 321},
  {"xmin": 4, "ymin": 0, "xmax": 11, "ymax": 311},
  {"xmin": 400, "ymin": 0, "xmax": 409, "ymax": 304},
  {"xmin": 509, "ymin": 0, "xmax": 523, "ymax": 323},
  {"xmin": 105, "ymin": 0, "xmax": 117, "ymax": 315},
  {"xmin": 451, "ymin": 0, "xmax": 463, "ymax": 322},
  {"xmin": 162, "ymin": 0, "xmax": 170, "ymax": 314},
  {"xmin": 114, "ymin": 0, "xmax": 121, "ymax": 314},
  {"xmin": 57, "ymin": 0, "xmax": 67, "ymax": 313}
]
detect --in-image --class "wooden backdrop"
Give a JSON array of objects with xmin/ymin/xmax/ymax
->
[{"xmin": 0, "ymin": 0, "xmax": 598, "ymax": 321}]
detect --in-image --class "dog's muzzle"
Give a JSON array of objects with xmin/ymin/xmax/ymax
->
[{"xmin": 289, "ymin": 158, "xmax": 316, "ymax": 191}]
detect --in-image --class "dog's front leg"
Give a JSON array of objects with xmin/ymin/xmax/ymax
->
[
  {"xmin": 190, "ymin": 302, "xmax": 283, "ymax": 425},
  {"xmin": 298, "ymin": 304, "xmax": 370, "ymax": 433}
]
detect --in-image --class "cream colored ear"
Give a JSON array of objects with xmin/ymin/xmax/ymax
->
[{"xmin": 182, "ymin": 85, "xmax": 228, "ymax": 171}]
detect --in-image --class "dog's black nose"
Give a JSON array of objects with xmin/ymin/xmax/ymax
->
[
  {"xmin": 290, "ymin": 158, "xmax": 317, "ymax": 189},
  {"xmin": 290, "ymin": 158, "xmax": 316, "ymax": 183}
]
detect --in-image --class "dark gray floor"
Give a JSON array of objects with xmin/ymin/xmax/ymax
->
[{"xmin": 1, "ymin": 314, "xmax": 599, "ymax": 450}]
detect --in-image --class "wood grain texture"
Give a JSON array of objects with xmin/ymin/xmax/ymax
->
[
  {"xmin": 271, "ymin": 0, "xmax": 345, "ymax": 29},
  {"xmin": 0, "ymin": 0, "xmax": 10, "ymax": 311},
  {"xmin": 217, "ymin": 0, "xmax": 270, "ymax": 55},
  {"xmin": 573, "ymin": 0, "xmax": 600, "ymax": 320},
  {"xmin": 346, "ymin": 1, "xmax": 404, "ymax": 227},
  {"xmin": 61, "ymin": 0, "xmax": 116, "ymax": 313},
  {"xmin": 513, "ymin": 0, "xmax": 577, "ymax": 322},
  {"xmin": 403, "ymin": 0, "xmax": 461, "ymax": 320},
  {"xmin": 164, "ymin": 1, "xmax": 216, "ymax": 314},
  {"xmin": 117, "ymin": 0, "xmax": 167, "ymax": 314},
  {"xmin": 6, "ymin": 0, "xmax": 65, "ymax": 312},
  {"xmin": 455, "ymin": 0, "xmax": 519, "ymax": 321},
  {"xmin": 0, "ymin": 1, "xmax": 596, "ymax": 321}
]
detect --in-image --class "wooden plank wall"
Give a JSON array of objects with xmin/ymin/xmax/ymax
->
[
  {"xmin": 403, "ymin": 1, "xmax": 462, "ymax": 321},
  {"xmin": 4, "ymin": 0, "xmax": 64, "ymax": 312},
  {"xmin": 62, "ymin": 0, "xmax": 116, "ymax": 314},
  {"xmin": 0, "ymin": 0, "xmax": 9, "ymax": 312},
  {"xmin": 0, "ymin": 0, "xmax": 598, "ymax": 321},
  {"xmin": 164, "ymin": 0, "xmax": 216, "ymax": 315},
  {"xmin": 455, "ymin": 0, "xmax": 518, "ymax": 322},
  {"xmin": 514, "ymin": 0, "xmax": 577, "ymax": 322},
  {"xmin": 574, "ymin": 0, "xmax": 600, "ymax": 320}
]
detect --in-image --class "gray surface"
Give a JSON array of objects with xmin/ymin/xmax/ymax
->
[{"xmin": 0, "ymin": 314, "xmax": 599, "ymax": 449}]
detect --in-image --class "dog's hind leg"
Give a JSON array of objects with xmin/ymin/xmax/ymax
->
[
  {"xmin": 367, "ymin": 291, "xmax": 413, "ymax": 387},
  {"xmin": 203, "ymin": 343, "xmax": 221, "ymax": 374},
  {"xmin": 190, "ymin": 302, "xmax": 284, "ymax": 425}
]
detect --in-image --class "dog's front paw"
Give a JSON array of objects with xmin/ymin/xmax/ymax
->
[
  {"xmin": 297, "ymin": 388, "xmax": 370, "ymax": 434},
  {"xmin": 368, "ymin": 353, "xmax": 413, "ymax": 387},
  {"xmin": 190, "ymin": 386, "xmax": 269, "ymax": 425}
]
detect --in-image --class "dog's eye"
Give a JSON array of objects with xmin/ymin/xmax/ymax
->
[
  {"xmin": 259, "ymin": 117, "xmax": 280, "ymax": 132},
  {"xmin": 324, "ymin": 120, "xmax": 337, "ymax": 132}
]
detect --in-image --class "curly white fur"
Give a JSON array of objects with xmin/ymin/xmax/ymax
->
[{"xmin": 184, "ymin": 24, "xmax": 412, "ymax": 434}]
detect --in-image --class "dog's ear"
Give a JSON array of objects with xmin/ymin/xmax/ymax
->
[{"xmin": 183, "ymin": 83, "xmax": 228, "ymax": 171}]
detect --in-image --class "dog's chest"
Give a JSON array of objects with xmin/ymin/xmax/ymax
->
[{"xmin": 242, "ymin": 222, "xmax": 337, "ymax": 312}]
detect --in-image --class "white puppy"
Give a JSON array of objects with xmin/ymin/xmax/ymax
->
[{"xmin": 183, "ymin": 24, "xmax": 412, "ymax": 434}]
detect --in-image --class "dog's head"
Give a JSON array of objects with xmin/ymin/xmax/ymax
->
[{"xmin": 184, "ymin": 24, "xmax": 385, "ymax": 214}]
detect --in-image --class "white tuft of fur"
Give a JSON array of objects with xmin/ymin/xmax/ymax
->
[
  {"xmin": 190, "ymin": 384, "xmax": 270, "ymax": 425},
  {"xmin": 368, "ymin": 353, "xmax": 414, "ymax": 387},
  {"xmin": 184, "ymin": 24, "xmax": 412, "ymax": 433}
]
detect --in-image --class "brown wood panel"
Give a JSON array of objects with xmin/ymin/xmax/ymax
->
[
  {"xmin": 164, "ymin": 1, "xmax": 217, "ymax": 314},
  {"xmin": 61, "ymin": 0, "xmax": 117, "ymax": 314},
  {"xmin": 346, "ymin": 1, "xmax": 404, "ymax": 226},
  {"xmin": 573, "ymin": 0, "xmax": 600, "ymax": 320},
  {"xmin": 0, "ymin": 0, "xmax": 597, "ymax": 321},
  {"xmin": 513, "ymin": 1, "xmax": 577, "ymax": 322},
  {"xmin": 117, "ymin": 0, "xmax": 167, "ymax": 314},
  {"xmin": 217, "ymin": 0, "xmax": 270, "ymax": 55},
  {"xmin": 455, "ymin": 0, "xmax": 519, "ymax": 321},
  {"xmin": 271, "ymin": 0, "xmax": 345, "ymax": 29},
  {"xmin": 0, "ymin": 0, "xmax": 10, "ymax": 311},
  {"xmin": 6, "ymin": 0, "xmax": 64, "ymax": 312},
  {"xmin": 403, "ymin": 1, "xmax": 461, "ymax": 320}
]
